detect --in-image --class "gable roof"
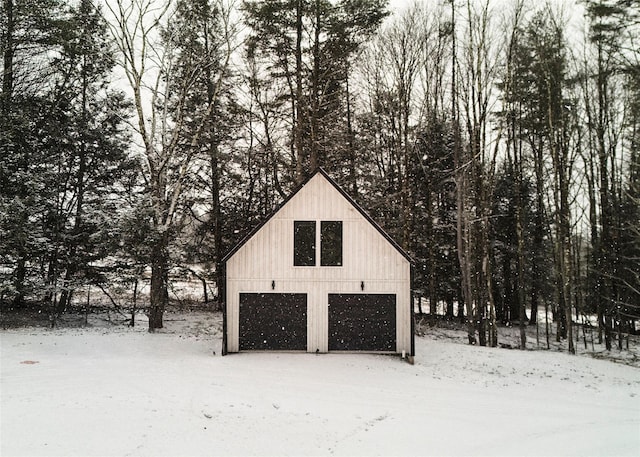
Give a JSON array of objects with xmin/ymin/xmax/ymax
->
[{"xmin": 222, "ymin": 168, "xmax": 413, "ymax": 264}]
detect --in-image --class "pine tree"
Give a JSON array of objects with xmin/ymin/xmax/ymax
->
[
  {"xmin": 50, "ymin": 0, "xmax": 133, "ymax": 313},
  {"xmin": 1, "ymin": 0, "xmax": 70, "ymax": 306}
]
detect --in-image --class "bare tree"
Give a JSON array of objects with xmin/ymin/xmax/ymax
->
[
  {"xmin": 414, "ymin": 0, "xmax": 454, "ymax": 318},
  {"xmin": 381, "ymin": 7, "xmax": 421, "ymax": 250},
  {"xmin": 105, "ymin": 0, "xmax": 236, "ymax": 330},
  {"xmin": 354, "ymin": 5, "xmax": 421, "ymax": 252},
  {"xmin": 457, "ymin": 0, "xmax": 502, "ymax": 346}
]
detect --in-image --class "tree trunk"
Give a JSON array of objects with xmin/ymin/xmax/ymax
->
[
  {"xmin": 561, "ymin": 157, "xmax": 574, "ymax": 354},
  {"xmin": 529, "ymin": 283, "xmax": 539, "ymax": 325},
  {"xmin": 2, "ymin": 0, "xmax": 14, "ymax": 113},
  {"xmin": 445, "ymin": 294, "xmax": 454, "ymax": 319},
  {"xmin": 483, "ymin": 230, "xmax": 498, "ymax": 347},
  {"xmin": 210, "ymin": 142, "xmax": 223, "ymax": 309},
  {"xmin": 309, "ymin": 0, "xmax": 321, "ymax": 172},
  {"xmin": 294, "ymin": 0, "xmax": 304, "ymax": 183},
  {"xmin": 504, "ymin": 254, "xmax": 513, "ymax": 322},
  {"xmin": 427, "ymin": 188, "xmax": 437, "ymax": 316},
  {"xmin": 515, "ymin": 141, "xmax": 527, "ymax": 349},
  {"xmin": 131, "ymin": 278, "xmax": 138, "ymax": 327},
  {"xmin": 457, "ymin": 286, "xmax": 465, "ymax": 323},
  {"xmin": 451, "ymin": 0, "xmax": 475, "ymax": 345},
  {"xmin": 58, "ymin": 55, "xmax": 89, "ymax": 314},
  {"xmin": 13, "ymin": 257, "xmax": 26, "ymax": 307},
  {"xmin": 213, "ymin": 180, "xmax": 223, "ymax": 309},
  {"xmin": 57, "ymin": 269, "xmax": 74, "ymax": 313},
  {"xmin": 149, "ymin": 232, "xmax": 169, "ymax": 331},
  {"xmin": 531, "ymin": 141, "xmax": 546, "ymax": 326},
  {"xmin": 345, "ymin": 73, "xmax": 357, "ymax": 196},
  {"xmin": 545, "ymin": 299, "xmax": 550, "ymax": 349}
]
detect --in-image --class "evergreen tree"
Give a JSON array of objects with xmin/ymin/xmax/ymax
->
[
  {"xmin": 0, "ymin": 0, "xmax": 133, "ymax": 313},
  {"xmin": 1, "ymin": 0, "xmax": 70, "ymax": 306},
  {"xmin": 413, "ymin": 117, "xmax": 459, "ymax": 318},
  {"xmin": 52, "ymin": 0, "xmax": 133, "ymax": 312}
]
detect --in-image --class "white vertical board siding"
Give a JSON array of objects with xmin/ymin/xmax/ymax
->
[{"xmin": 226, "ymin": 173, "xmax": 412, "ymax": 353}]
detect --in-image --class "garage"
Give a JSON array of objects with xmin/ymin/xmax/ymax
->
[
  {"xmin": 328, "ymin": 294, "xmax": 396, "ymax": 351},
  {"xmin": 224, "ymin": 169, "xmax": 412, "ymax": 356},
  {"xmin": 239, "ymin": 293, "xmax": 307, "ymax": 351}
]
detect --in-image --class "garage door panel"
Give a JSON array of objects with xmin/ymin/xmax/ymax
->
[
  {"xmin": 328, "ymin": 294, "xmax": 396, "ymax": 351},
  {"xmin": 240, "ymin": 293, "xmax": 307, "ymax": 350}
]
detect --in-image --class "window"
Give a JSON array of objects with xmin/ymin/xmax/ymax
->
[
  {"xmin": 294, "ymin": 220, "xmax": 343, "ymax": 267},
  {"xmin": 294, "ymin": 221, "xmax": 316, "ymax": 266},
  {"xmin": 321, "ymin": 221, "xmax": 342, "ymax": 266}
]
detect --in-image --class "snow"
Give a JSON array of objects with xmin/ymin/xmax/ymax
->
[{"xmin": 1, "ymin": 312, "xmax": 639, "ymax": 457}]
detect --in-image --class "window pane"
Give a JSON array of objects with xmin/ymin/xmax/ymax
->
[
  {"xmin": 321, "ymin": 221, "xmax": 342, "ymax": 266},
  {"xmin": 294, "ymin": 221, "xmax": 316, "ymax": 266}
]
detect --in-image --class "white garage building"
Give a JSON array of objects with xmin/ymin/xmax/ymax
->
[{"xmin": 222, "ymin": 168, "xmax": 414, "ymax": 356}]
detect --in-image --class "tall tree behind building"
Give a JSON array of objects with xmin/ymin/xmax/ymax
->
[{"xmin": 244, "ymin": 0, "xmax": 387, "ymax": 184}]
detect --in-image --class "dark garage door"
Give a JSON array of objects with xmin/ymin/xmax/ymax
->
[
  {"xmin": 328, "ymin": 294, "xmax": 396, "ymax": 351},
  {"xmin": 239, "ymin": 293, "xmax": 307, "ymax": 350}
]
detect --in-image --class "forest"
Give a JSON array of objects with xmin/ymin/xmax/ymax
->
[{"xmin": 0, "ymin": 0, "xmax": 638, "ymax": 353}]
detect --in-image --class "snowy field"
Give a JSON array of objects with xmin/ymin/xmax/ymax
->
[{"xmin": 1, "ymin": 311, "xmax": 639, "ymax": 457}]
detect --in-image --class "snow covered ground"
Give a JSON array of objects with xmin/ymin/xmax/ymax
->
[{"xmin": 1, "ymin": 311, "xmax": 639, "ymax": 456}]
